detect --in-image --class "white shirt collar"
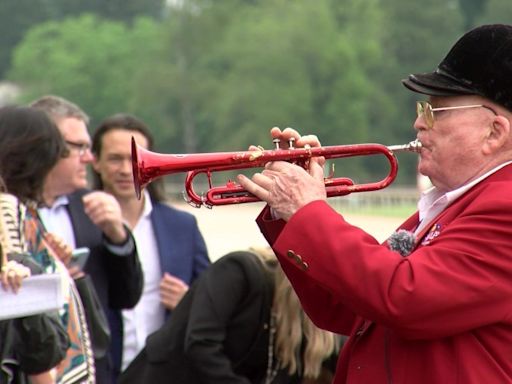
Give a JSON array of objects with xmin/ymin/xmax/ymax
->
[
  {"xmin": 48, "ymin": 195, "xmax": 69, "ymax": 210},
  {"xmin": 38, "ymin": 195, "xmax": 74, "ymax": 247},
  {"xmin": 141, "ymin": 189, "xmax": 153, "ymax": 219},
  {"xmin": 417, "ymin": 161, "xmax": 512, "ymax": 232}
]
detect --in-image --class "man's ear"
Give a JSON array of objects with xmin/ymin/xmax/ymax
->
[{"xmin": 483, "ymin": 116, "xmax": 510, "ymax": 154}]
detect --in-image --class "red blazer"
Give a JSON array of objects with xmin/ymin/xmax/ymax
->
[{"xmin": 257, "ymin": 165, "xmax": 512, "ymax": 384}]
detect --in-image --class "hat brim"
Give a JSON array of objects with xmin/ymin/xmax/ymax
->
[{"xmin": 402, "ymin": 72, "xmax": 476, "ymax": 97}]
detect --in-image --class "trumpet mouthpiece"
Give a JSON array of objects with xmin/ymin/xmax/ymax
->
[{"xmin": 387, "ymin": 140, "xmax": 422, "ymax": 153}]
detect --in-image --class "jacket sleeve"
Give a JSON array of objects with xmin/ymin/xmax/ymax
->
[
  {"xmin": 103, "ymin": 229, "xmax": 144, "ymax": 309},
  {"xmin": 68, "ymin": 189, "xmax": 144, "ymax": 310},
  {"xmin": 257, "ymin": 206, "xmax": 358, "ymax": 336},
  {"xmin": 13, "ymin": 312, "xmax": 70, "ymax": 374}
]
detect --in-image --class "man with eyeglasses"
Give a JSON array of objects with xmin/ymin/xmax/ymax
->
[
  {"xmin": 238, "ymin": 24, "xmax": 512, "ymax": 383},
  {"xmin": 31, "ymin": 95, "xmax": 143, "ymax": 384}
]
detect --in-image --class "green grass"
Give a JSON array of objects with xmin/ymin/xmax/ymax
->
[{"xmin": 333, "ymin": 203, "xmax": 417, "ymax": 218}]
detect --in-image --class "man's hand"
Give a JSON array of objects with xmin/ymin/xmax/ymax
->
[
  {"xmin": 82, "ymin": 191, "xmax": 128, "ymax": 244},
  {"xmin": 270, "ymin": 126, "xmax": 325, "ymax": 167},
  {"xmin": 159, "ymin": 273, "xmax": 189, "ymax": 310},
  {"xmin": 238, "ymin": 127, "xmax": 327, "ymax": 221}
]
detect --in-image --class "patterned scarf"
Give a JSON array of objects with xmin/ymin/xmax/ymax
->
[{"xmin": 23, "ymin": 203, "xmax": 95, "ymax": 383}]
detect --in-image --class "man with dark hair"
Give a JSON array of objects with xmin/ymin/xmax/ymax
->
[
  {"xmin": 91, "ymin": 113, "xmax": 210, "ymax": 381},
  {"xmin": 32, "ymin": 95, "xmax": 144, "ymax": 383},
  {"xmin": 238, "ymin": 24, "xmax": 512, "ymax": 383}
]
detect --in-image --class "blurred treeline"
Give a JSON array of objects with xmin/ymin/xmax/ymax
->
[{"xmin": 2, "ymin": 0, "xmax": 511, "ymax": 184}]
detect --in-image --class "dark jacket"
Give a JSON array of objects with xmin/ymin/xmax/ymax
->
[
  {"xmin": 0, "ymin": 313, "xmax": 69, "ymax": 384},
  {"xmin": 67, "ymin": 189, "xmax": 144, "ymax": 383},
  {"xmin": 119, "ymin": 251, "xmax": 278, "ymax": 384}
]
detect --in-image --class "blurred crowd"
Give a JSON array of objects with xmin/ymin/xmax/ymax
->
[{"xmin": 0, "ymin": 96, "xmax": 340, "ymax": 384}]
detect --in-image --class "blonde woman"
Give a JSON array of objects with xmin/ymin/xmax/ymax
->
[{"xmin": 120, "ymin": 247, "xmax": 340, "ymax": 384}]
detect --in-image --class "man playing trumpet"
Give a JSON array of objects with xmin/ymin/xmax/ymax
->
[{"xmin": 238, "ymin": 24, "xmax": 512, "ymax": 383}]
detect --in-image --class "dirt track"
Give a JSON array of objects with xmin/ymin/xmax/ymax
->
[{"xmin": 175, "ymin": 201, "xmax": 406, "ymax": 261}]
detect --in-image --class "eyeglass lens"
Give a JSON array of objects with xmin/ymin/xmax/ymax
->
[{"xmin": 416, "ymin": 101, "xmax": 434, "ymax": 128}]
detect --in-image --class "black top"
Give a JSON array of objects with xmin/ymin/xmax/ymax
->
[{"xmin": 119, "ymin": 251, "xmax": 309, "ymax": 384}]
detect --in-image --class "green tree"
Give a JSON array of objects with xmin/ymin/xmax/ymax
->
[
  {"xmin": 477, "ymin": 0, "xmax": 512, "ymax": 25},
  {"xmin": 0, "ymin": 0, "xmax": 166, "ymax": 79},
  {"xmin": 0, "ymin": 1, "xmax": 53, "ymax": 78},
  {"xmin": 138, "ymin": 0, "xmax": 383, "ymax": 155},
  {"xmin": 458, "ymin": 0, "xmax": 488, "ymax": 30},
  {"xmin": 122, "ymin": 0, "xmax": 388, "ymax": 184},
  {"xmin": 47, "ymin": 0, "xmax": 167, "ymax": 22},
  {"xmin": 10, "ymin": 0, "xmax": 508, "ymax": 187},
  {"xmin": 368, "ymin": 0, "xmax": 464, "ymax": 182},
  {"xmin": 8, "ymin": 14, "xmax": 161, "ymax": 127}
]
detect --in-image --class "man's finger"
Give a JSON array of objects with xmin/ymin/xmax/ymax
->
[{"xmin": 237, "ymin": 174, "xmax": 272, "ymax": 202}]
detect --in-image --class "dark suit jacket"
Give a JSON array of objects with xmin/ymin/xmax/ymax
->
[
  {"xmin": 118, "ymin": 251, "xmax": 276, "ymax": 384},
  {"xmin": 109, "ymin": 199, "xmax": 210, "ymax": 380},
  {"xmin": 67, "ymin": 189, "xmax": 144, "ymax": 383}
]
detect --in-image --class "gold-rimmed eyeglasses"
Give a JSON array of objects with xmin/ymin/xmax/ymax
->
[
  {"xmin": 65, "ymin": 140, "xmax": 91, "ymax": 157},
  {"xmin": 416, "ymin": 101, "xmax": 497, "ymax": 129}
]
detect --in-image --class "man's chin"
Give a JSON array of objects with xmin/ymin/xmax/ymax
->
[
  {"xmin": 417, "ymin": 159, "xmax": 432, "ymax": 176},
  {"xmin": 113, "ymin": 187, "xmax": 137, "ymax": 199},
  {"xmin": 76, "ymin": 180, "xmax": 88, "ymax": 189}
]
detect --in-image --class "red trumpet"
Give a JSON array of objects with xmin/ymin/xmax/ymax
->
[{"xmin": 131, "ymin": 137, "xmax": 421, "ymax": 207}]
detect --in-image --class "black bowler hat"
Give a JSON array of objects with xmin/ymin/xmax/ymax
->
[{"xmin": 402, "ymin": 24, "xmax": 512, "ymax": 111}]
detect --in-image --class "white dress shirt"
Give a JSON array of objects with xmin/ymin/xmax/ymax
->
[
  {"xmin": 39, "ymin": 195, "xmax": 76, "ymax": 248},
  {"xmin": 121, "ymin": 191, "xmax": 165, "ymax": 370}
]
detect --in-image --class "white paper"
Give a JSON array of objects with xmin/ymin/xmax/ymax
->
[{"xmin": 0, "ymin": 273, "xmax": 65, "ymax": 320}]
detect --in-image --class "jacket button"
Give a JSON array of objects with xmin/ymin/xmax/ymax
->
[{"xmin": 287, "ymin": 250, "xmax": 295, "ymax": 258}]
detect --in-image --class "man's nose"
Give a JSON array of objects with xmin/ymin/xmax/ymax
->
[
  {"xmin": 414, "ymin": 115, "xmax": 429, "ymax": 132},
  {"xmin": 120, "ymin": 157, "xmax": 133, "ymax": 173},
  {"xmin": 80, "ymin": 149, "xmax": 95, "ymax": 163}
]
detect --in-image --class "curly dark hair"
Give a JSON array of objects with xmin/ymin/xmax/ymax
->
[{"xmin": 0, "ymin": 106, "xmax": 67, "ymax": 203}]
